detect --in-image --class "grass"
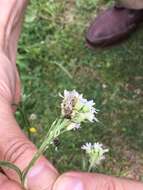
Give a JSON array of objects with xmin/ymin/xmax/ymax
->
[{"xmin": 16, "ymin": 0, "xmax": 143, "ymax": 180}]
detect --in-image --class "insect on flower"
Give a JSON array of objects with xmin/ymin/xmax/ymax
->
[
  {"xmin": 60, "ymin": 90, "xmax": 98, "ymax": 126},
  {"xmin": 0, "ymin": 89, "xmax": 106, "ymax": 188},
  {"xmin": 60, "ymin": 90, "xmax": 78, "ymax": 119}
]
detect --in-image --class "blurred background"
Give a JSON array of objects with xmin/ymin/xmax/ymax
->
[{"xmin": 16, "ymin": 0, "xmax": 143, "ymax": 180}]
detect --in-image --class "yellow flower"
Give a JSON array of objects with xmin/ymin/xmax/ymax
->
[{"xmin": 29, "ymin": 127, "xmax": 37, "ymax": 133}]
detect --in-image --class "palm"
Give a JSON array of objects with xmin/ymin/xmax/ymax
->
[{"xmin": 0, "ymin": 1, "xmax": 58, "ymax": 190}]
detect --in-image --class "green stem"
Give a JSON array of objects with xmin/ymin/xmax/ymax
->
[
  {"xmin": 21, "ymin": 148, "xmax": 44, "ymax": 187},
  {"xmin": 88, "ymin": 159, "xmax": 95, "ymax": 172},
  {"xmin": 88, "ymin": 164, "xmax": 93, "ymax": 172},
  {"xmin": 21, "ymin": 135, "xmax": 52, "ymax": 187},
  {"xmin": 21, "ymin": 120, "xmax": 58, "ymax": 185},
  {"xmin": 0, "ymin": 161, "xmax": 23, "ymax": 181},
  {"xmin": 21, "ymin": 118, "xmax": 71, "ymax": 187}
]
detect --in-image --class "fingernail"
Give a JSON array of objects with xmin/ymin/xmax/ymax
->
[
  {"xmin": 27, "ymin": 164, "xmax": 44, "ymax": 178},
  {"xmin": 54, "ymin": 178, "xmax": 85, "ymax": 190},
  {"xmin": 73, "ymin": 180, "xmax": 85, "ymax": 190}
]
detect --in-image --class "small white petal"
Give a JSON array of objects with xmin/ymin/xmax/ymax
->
[
  {"xmin": 81, "ymin": 142, "xmax": 92, "ymax": 151},
  {"xmin": 59, "ymin": 92, "xmax": 64, "ymax": 98},
  {"xmin": 67, "ymin": 123, "xmax": 81, "ymax": 131}
]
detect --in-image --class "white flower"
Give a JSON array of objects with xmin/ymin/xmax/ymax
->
[
  {"xmin": 81, "ymin": 142, "xmax": 109, "ymax": 167},
  {"xmin": 81, "ymin": 142, "xmax": 92, "ymax": 152},
  {"xmin": 60, "ymin": 90, "xmax": 98, "ymax": 124},
  {"xmin": 67, "ymin": 123, "xmax": 81, "ymax": 131},
  {"xmin": 29, "ymin": 113, "xmax": 37, "ymax": 121},
  {"xmin": 102, "ymin": 84, "xmax": 107, "ymax": 89}
]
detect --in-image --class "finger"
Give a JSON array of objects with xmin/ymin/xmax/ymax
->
[
  {"xmin": 0, "ymin": 172, "xmax": 22, "ymax": 190},
  {"xmin": 10, "ymin": 18, "xmax": 24, "ymax": 109},
  {"xmin": 53, "ymin": 172, "xmax": 143, "ymax": 190},
  {"xmin": 0, "ymin": 49, "xmax": 58, "ymax": 189},
  {"xmin": 7, "ymin": 3, "xmax": 28, "ymax": 108},
  {"xmin": 0, "ymin": 0, "xmax": 28, "ymax": 50},
  {"xmin": 8, "ymin": 1, "xmax": 28, "ymax": 65},
  {"xmin": 0, "ymin": 100, "xmax": 58, "ymax": 190},
  {"xmin": 12, "ymin": 67, "xmax": 21, "ymax": 112}
]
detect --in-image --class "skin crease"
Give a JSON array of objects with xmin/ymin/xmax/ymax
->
[{"xmin": 0, "ymin": 0, "xmax": 143, "ymax": 190}]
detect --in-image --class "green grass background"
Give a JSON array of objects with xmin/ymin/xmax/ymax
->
[{"xmin": 16, "ymin": 0, "xmax": 143, "ymax": 180}]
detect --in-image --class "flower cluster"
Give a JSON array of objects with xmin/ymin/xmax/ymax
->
[
  {"xmin": 60, "ymin": 90, "xmax": 98, "ymax": 130},
  {"xmin": 0, "ymin": 89, "xmax": 108, "ymax": 188},
  {"xmin": 81, "ymin": 142, "xmax": 109, "ymax": 168}
]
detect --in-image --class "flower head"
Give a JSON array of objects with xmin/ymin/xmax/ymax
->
[
  {"xmin": 29, "ymin": 113, "xmax": 37, "ymax": 121},
  {"xmin": 60, "ymin": 90, "xmax": 98, "ymax": 124},
  {"xmin": 29, "ymin": 127, "xmax": 37, "ymax": 133},
  {"xmin": 81, "ymin": 142, "xmax": 109, "ymax": 167}
]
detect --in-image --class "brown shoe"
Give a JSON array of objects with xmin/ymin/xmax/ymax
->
[{"xmin": 86, "ymin": 6, "xmax": 143, "ymax": 48}]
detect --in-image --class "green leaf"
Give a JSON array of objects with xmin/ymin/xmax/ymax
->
[{"xmin": 0, "ymin": 161, "xmax": 22, "ymax": 181}]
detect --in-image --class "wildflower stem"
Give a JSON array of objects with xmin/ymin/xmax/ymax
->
[
  {"xmin": 88, "ymin": 163, "xmax": 94, "ymax": 172},
  {"xmin": 21, "ymin": 118, "xmax": 70, "ymax": 187},
  {"xmin": 21, "ymin": 148, "xmax": 44, "ymax": 187},
  {"xmin": 21, "ymin": 136, "xmax": 52, "ymax": 187}
]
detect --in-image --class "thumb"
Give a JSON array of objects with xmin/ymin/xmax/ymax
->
[
  {"xmin": 0, "ymin": 100, "xmax": 58, "ymax": 190},
  {"xmin": 0, "ymin": 173, "xmax": 22, "ymax": 190},
  {"xmin": 53, "ymin": 172, "xmax": 143, "ymax": 190}
]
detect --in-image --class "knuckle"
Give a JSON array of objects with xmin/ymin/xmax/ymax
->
[
  {"xmin": 0, "ymin": 173, "xmax": 21, "ymax": 190},
  {"xmin": 0, "ymin": 180, "xmax": 21, "ymax": 190},
  {"xmin": 0, "ymin": 52, "xmax": 15, "ymax": 103},
  {"xmin": 95, "ymin": 176, "xmax": 121, "ymax": 190},
  {"xmin": 0, "ymin": 173, "xmax": 7, "ymax": 186},
  {"xmin": 0, "ymin": 81, "xmax": 13, "ymax": 104},
  {"xmin": 54, "ymin": 172, "xmax": 121, "ymax": 190},
  {"xmin": 58, "ymin": 171, "xmax": 77, "ymax": 178},
  {"xmin": 4, "ymin": 138, "xmax": 35, "ymax": 164}
]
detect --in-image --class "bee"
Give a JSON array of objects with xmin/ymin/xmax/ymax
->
[{"xmin": 62, "ymin": 97, "xmax": 77, "ymax": 119}]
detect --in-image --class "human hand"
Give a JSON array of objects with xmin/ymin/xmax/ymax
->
[
  {"xmin": 0, "ymin": 1, "xmax": 58, "ymax": 189},
  {"xmin": 53, "ymin": 172, "xmax": 143, "ymax": 190},
  {"xmin": 0, "ymin": 172, "xmax": 22, "ymax": 190},
  {"xmin": 0, "ymin": 1, "xmax": 143, "ymax": 190}
]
